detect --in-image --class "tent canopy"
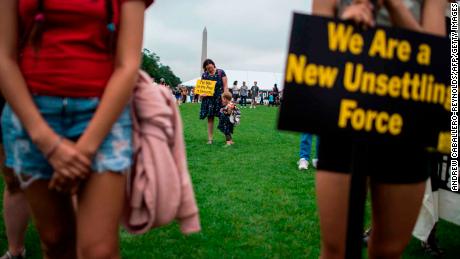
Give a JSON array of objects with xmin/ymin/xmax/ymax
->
[{"xmin": 181, "ymin": 69, "xmax": 283, "ymax": 91}]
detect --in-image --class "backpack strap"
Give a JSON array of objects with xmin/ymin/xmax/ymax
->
[
  {"xmin": 106, "ymin": 0, "xmax": 119, "ymax": 32},
  {"xmin": 19, "ymin": 0, "xmax": 46, "ymax": 51}
]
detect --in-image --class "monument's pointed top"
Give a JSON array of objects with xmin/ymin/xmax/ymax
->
[{"xmin": 203, "ymin": 27, "xmax": 207, "ymax": 32}]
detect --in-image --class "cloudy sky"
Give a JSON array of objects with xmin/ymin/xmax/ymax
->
[{"xmin": 143, "ymin": 0, "xmax": 312, "ymax": 82}]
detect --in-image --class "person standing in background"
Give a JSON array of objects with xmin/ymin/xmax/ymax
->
[
  {"xmin": 180, "ymin": 85, "xmax": 188, "ymax": 104},
  {"xmin": 218, "ymin": 92, "xmax": 241, "ymax": 147},
  {"xmin": 174, "ymin": 86, "xmax": 181, "ymax": 105},
  {"xmin": 159, "ymin": 77, "xmax": 166, "ymax": 86},
  {"xmin": 272, "ymin": 84, "xmax": 279, "ymax": 106},
  {"xmin": 250, "ymin": 81, "xmax": 259, "ymax": 109},
  {"xmin": 0, "ymin": 95, "xmax": 30, "ymax": 259},
  {"xmin": 239, "ymin": 81, "xmax": 249, "ymax": 108},
  {"xmin": 231, "ymin": 81, "xmax": 239, "ymax": 102},
  {"xmin": 268, "ymin": 92, "xmax": 275, "ymax": 107},
  {"xmin": 193, "ymin": 87, "xmax": 200, "ymax": 103},
  {"xmin": 259, "ymin": 92, "xmax": 265, "ymax": 105},
  {"xmin": 298, "ymin": 133, "xmax": 319, "ymax": 171}
]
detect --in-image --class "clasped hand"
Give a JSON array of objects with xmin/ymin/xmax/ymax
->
[{"xmin": 47, "ymin": 138, "xmax": 92, "ymax": 194}]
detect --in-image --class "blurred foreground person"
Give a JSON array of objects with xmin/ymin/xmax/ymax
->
[
  {"xmin": 312, "ymin": 0, "xmax": 447, "ymax": 258},
  {"xmin": 0, "ymin": 0, "xmax": 153, "ymax": 258}
]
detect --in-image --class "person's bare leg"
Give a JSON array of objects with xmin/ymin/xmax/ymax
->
[
  {"xmin": 3, "ymin": 187, "xmax": 29, "ymax": 256},
  {"xmin": 72, "ymin": 195, "xmax": 78, "ymax": 212},
  {"xmin": 24, "ymin": 180, "xmax": 76, "ymax": 259},
  {"xmin": 316, "ymin": 171, "xmax": 351, "ymax": 259},
  {"xmin": 207, "ymin": 117, "xmax": 214, "ymax": 142},
  {"xmin": 0, "ymin": 146, "xmax": 30, "ymax": 256},
  {"xmin": 368, "ymin": 181, "xmax": 425, "ymax": 259},
  {"xmin": 77, "ymin": 172, "xmax": 126, "ymax": 259}
]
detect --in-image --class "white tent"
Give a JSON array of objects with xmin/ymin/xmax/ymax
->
[
  {"xmin": 181, "ymin": 69, "xmax": 284, "ymax": 91},
  {"xmin": 181, "ymin": 78, "xmax": 200, "ymax": 87}
]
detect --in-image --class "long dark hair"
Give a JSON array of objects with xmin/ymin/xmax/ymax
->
[
  {"xmin": 26, "ymin": 0, "xmax": 116, "ymax": 53},
  {"xmin": 202, "ymin": 59, "xmax": 216, "ymax": 70}
]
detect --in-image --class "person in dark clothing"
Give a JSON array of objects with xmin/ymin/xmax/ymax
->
[
  {"xmin": 250, "ymin": 81, "xmax": 260, "ymax": 109},
  {"xmin": 218, "ymin": 92, "xmax": 240, "ymax": 147}
]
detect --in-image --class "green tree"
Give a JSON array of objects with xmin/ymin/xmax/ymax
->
[{"xmin": 141, "ymin": 48, "xmax": 181, "ymax": 88}]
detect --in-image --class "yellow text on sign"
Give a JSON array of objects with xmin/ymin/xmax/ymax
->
[
  {"xmin": 195, "ymin": 80, "xmax": 217, "ymax": 96},
  {"xmin": 327, "ymin": 22, "xmax": 431, "ymax": 65},
  {"xmin": 338, "ymin": 99, "xmax": 403, "ymax": 136},
  {"xmin": 437, "ymin": 131, "xmax": 451, "ymax": 154}
]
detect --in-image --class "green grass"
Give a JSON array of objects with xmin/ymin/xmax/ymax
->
[{"xmin": 1, "ymin": 104, "xmax": 459, "ymax": 258}]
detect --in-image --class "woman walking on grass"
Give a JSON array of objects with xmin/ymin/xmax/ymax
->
[{"xmin": 199, "ymin": 59, "xmax": 228, "ymax": 144}]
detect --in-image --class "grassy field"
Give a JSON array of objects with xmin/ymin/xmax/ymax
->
[{"xmin": 1, "ymin": 104, "xmax": 459, "ymax": 258}]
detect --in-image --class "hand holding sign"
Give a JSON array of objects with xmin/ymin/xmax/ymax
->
[
  {"xmin": 340, "ymin": 1, "xmax": 375, "ymax": 28},
  {"xmin": 195, "ymin": 80, "xmax": 217, "ymax": 96}
]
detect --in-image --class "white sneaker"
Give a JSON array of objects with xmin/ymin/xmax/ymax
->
[
  {"xmin": 312, "ymin": 159, "xmax": 318, "ymax": 168},
  {"xmin": 1, "ymin": 249, "xmax": 26, "ymax": 259},
  {"xmin": 298, "ymin": 158, "xmax": 309, "ymax": 170}
]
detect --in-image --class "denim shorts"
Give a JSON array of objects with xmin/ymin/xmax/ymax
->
[{"xmin": 1, "ymin": 95, "xmax": 133, "ymax": 187}]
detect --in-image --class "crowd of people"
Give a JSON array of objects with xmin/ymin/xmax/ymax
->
[
  {"xmin": 172, "ymin": 81, "xmax": 282, "ymax": 107},
  {"xmin": 0, "ymin": 0, "xmax": 455, "ymax": 258},
  {"xmin": 228, "ymin": 81, "xmax": 282, "ymax": 108}
]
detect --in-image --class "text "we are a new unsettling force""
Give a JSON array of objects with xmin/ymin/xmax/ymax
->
[{"xmin": 286, "ymin": 23, "xmax": 451, "ymax": 136}]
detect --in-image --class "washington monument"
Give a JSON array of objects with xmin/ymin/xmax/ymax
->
[{"xmin": 200, "ymin": 27, "xmax": 207, "ymax": 75}]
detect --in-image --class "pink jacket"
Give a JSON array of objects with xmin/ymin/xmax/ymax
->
[{"xmin": 122, "ymin": 70, "xmax": 201, "ymax": 234}]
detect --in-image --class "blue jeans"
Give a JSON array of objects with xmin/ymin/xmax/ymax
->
[
  {"xmin": 240, "ymin": 96, "xmax": 247, "ymax": 106},
  {"xmin": 299, "ymin": 133, "xmax": 319, "ymax": 160}
]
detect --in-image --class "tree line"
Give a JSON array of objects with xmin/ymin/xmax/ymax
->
[{"xmin": 141, "ymin": 48, "xmax": 181, "ymax": 88}]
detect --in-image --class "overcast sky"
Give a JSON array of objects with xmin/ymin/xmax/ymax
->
[{"xmin": 143, "ymin": 0, "xmax": 312, "ymax": 82}]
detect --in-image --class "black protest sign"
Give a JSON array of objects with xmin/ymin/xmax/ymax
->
[
  {"xmin": 431, "ymin": 154, "xmax": 459, "ymax": 194},
  {"xmin": 278, "ymin": 14, "xmax": 450, "ymax": 147}
]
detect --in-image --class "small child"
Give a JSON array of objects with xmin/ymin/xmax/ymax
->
[
  {"xmin": 218, "ymin": 92, "xmax": 241, "ymax": 146},
  {"xmin": 268, "ymin": 92, "xmax": 275, "ymax": 107}
]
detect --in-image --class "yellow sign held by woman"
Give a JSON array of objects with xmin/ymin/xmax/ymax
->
[{"xmin": 195, "ymin": 80, "xmax": 216, "ymax": 96}]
